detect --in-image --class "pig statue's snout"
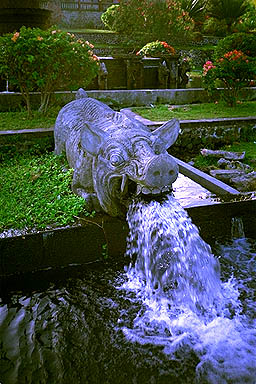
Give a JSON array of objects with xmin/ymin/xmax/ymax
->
[{"xmin": 143, "ymin": 154, "xmax": 178, "ymax": 194}]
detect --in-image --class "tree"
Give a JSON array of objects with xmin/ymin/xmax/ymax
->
[
  {"xmin": 101, "ymin": 0, "xmax": 194, "ymax": 38},
  {"xmin": 206, "ymin": 0, "xmax": 249, "ymax": 32},
  {"xmin": 0, "ymin": 27, "xmax": 99, "ymax": 116},
  {"xmin": 180, "ymin": 0, "xmax": 206, "ymax": 21}
]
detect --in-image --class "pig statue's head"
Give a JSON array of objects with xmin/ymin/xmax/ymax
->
[{"xmin": 80, "ymin": 114, "xmax": 180, "ymax": 217}]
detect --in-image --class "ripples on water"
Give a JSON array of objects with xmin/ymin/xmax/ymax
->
[{"xmin": 0, "ymin": 195, "xmax": 255, "ymax": 383}]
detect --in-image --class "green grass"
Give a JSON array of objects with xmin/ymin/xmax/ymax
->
[
  {"xmin": 132, "ymin": 101, "xmax": 256, "ymax": 121},
  {"xmin": 62, "ymin": 28, "xmax": 115, "ymax": 34},
  {"xmin": 0, "ymin": 149, "xmax": 93, "ymax": 232},
  {"xmin": 0, "ymin": 107, "xmax": 60, "ymax": 131},
  {"xmin": 93, "ymin": 43, "xmax": 124, "ymax": 49},
  {"xmin": 188, "ymin": 70, "xmax": 203, "ymax": 78}
]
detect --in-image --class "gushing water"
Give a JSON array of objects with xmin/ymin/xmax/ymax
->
[
  {"xmin": 121, "ymin": 194, "xmax": 256, "ymax": 383},
  {"xmin": 125, "ymin": 195, "xmax": 222, "ymax": 313}
]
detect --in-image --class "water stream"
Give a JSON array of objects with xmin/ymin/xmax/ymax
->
[
  {"xmin": 0, "ymin": 195, "xmax": 255, "ymax": 383},
  {"xmin": 121, "ymin": 195, "xmax": 256, "ymax": 383}
]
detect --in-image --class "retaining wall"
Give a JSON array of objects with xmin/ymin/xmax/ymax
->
[
  {"xmin": 1, "ymin": 88, "xmax": 256, "ymax": 111},
  {"xmin": 0, "ymin": 200, "xmax": 255, "ymax": 277},
  {"xmin": 1, "ymin": 117, "xmax": 255, "ymax": 156}
]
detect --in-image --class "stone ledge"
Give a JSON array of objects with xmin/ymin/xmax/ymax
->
[
  {"xmin": 1, "ymin": 88, "xmax": 256, "ymax": 111},
  {"xmin": 0, "ymin": 200, "xmax": 255, "ymax": 277}
]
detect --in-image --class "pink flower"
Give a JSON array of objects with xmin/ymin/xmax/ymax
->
[
  {"xmin": 11, "ymin": 32, "xmax": 20, "ymax": 42},
  {"xmin": 203, "ymin": 60, "xmax": 216, "ymax": 75}
]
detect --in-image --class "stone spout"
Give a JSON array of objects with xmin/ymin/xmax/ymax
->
[{"xmin": 54, "ymin": 90, "xmax": 180, "ymax": 217}]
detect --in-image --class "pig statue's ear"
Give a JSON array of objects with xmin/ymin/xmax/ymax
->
[
  {"xmin": 151, "ymin": 118, "xmax": 180, "ymax": 149},
  {"xmin": 80, "ymin": 123, "xmax": 109, "ymax": 155}
]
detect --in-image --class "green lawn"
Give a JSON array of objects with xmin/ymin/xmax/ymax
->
[
  {"xmin": 132, "ymin": 101, "xmax": 256, "ymax": 121},
  {"xmin": 62, "ymin": 28, "xmax": 115, "ymax": 34},
  {"xmin": 0, "ymin": 107, "xmax": 60, "ymax": 131},
  {"xmin": 0, "ymin": 149, "xmax": 93, "ymax": 232},
  {"xmin": 1, "ymin": 101, "xmax": 255, "ymax": 131}
]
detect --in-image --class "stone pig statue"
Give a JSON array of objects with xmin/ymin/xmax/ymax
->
[{"xmin": 54, "ymin": 89, "xmax": 180, "ymax": 217}]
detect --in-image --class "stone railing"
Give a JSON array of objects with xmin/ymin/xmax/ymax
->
[{"xmin": 40, "ymin": 0, "xmax": 118, "ymax": 12}]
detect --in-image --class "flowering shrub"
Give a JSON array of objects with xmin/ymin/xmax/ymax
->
[
  {"xmin": 136, "ymin": 41, "xmax": 176, "ymax": 57},
  {"xmin": 102, "ymin": 0, "xmax": 145, "ymax": 34},
  {"xmin": 0, "ymin": 27, "xmax": 99, "ymax": 115},
  {"xmin": 203, "ymin": 50, "xmax": 256, "ymax": 106},
  {"xmin": 213, "ymin": 32, "xmax": 256, "ymax": 61},
  {"xmin": 101, "ymin": 0, "xmax": 194, "ymax": 38}
]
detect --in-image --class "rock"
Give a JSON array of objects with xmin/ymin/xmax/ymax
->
[
  {"xmin": 217, "ymin": 158, "xmax": 253, "ymax": 172},
  {"xmin": 201, "ymin": 148, "xmax": 245, "ymax": 160},
  {"xmin": 210, "ymin": 169, "xmax": 244, "ymax": 182},
  {"xmin": 217, "ymin": 158, "xmax": 231, "ymax": 169},
  {"xmin": 210, "ymin": 169, "xmax": 256, "ymax": 192},
  {"xmin": 231, "ymin": 172, "xmax": 256, "ymax": 192}
]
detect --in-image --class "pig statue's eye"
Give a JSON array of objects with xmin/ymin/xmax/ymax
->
[
  {"xmin": 153, "ymin": 139, "xmax": 165, "ymax": 155},
  {"xmin": 110, "ymin": 154, "xmax": 124, "ymax": 167},
  {"xmin": 154, "ymin": 145, "xmax": 161, "ymax": 155}
]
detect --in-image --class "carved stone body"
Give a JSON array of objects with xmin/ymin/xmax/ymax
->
[{"xmin": 54, "ymin": 89, "xmax": 180, "ymax": 217}]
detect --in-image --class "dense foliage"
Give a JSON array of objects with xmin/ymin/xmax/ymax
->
[
  {"xmin": 136, "ymin": 41, "xmax": 176, "ymax": 57},
  {"xmin": 180, "ymin": 0, "xmax": 206, "ymax": 21},
  {"xmin": 202, "ymin": 17, "xmax": 228, "ymax": 37},
  {"xmin": 206, "ymin": 0, "xmax": 249, "ymax": 32},
  {"xmin": 0, "ymin": 150, "xmax": 92, "ymax": 232},
  {"xmin": 100, "ymin": 4, "xmax": 119, "ymax": 30},
  {"xmin": 234, "ymin": 2, "xmax": 256, "ymax": 32},
  {"xmin": 101, "ymin": 0, "xmax": 194, "ymax": 38},
  {"xmin": 0, "ymin": 27, "xmax": 99, "ymax": 116},
  {"xmin": 213, "ymin": 32, "xmax": 256, "ymax": 60},
  {"xmin": 102, "ymin": 0, "xmax": 255, "ymax": 39}
]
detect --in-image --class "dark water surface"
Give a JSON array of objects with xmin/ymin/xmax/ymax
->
[{"xmin": 0, "ymin": 197, "xmax": 255, "ymax": 384}]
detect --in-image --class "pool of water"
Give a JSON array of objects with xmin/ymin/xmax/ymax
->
[{"xmin": 0, "ymin": 234, "xmax": 255, "ymax": 384}]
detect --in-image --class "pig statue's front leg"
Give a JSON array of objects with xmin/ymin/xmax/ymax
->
[{"xmin": 72, "ymin": 170, "xmax": 103, "ymax": 213}]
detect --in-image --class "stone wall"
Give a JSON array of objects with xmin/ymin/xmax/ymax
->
[
  {"xmin": 76, "ymin": 31, "xmax": 217, "ymax": 67},
  {"xmin": 1, "ymin": 118, "xmax": 255, "ymax": 161},
  {"xmin": 61, "ymin": 10, "xmax": 104, "ymax": 28},
  {"xmin": 1, "ymin": 88, "xmax": 256, "ymax": 111},
  {"xmin": 121, "ymin": 109, "xmax": 256, "ymax": 156},
  {"xmin": 172, "ymin": 119, "xmax": 256, "ymax": 155}
]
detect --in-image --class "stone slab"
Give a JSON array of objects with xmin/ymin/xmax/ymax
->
[
  {"xmin": 0, "ymin": 200, "xmax": 255, "ymax": 278},
  {"xmin": 173, "ymin": 157, "xmax": 240, "ymax": 196}
]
